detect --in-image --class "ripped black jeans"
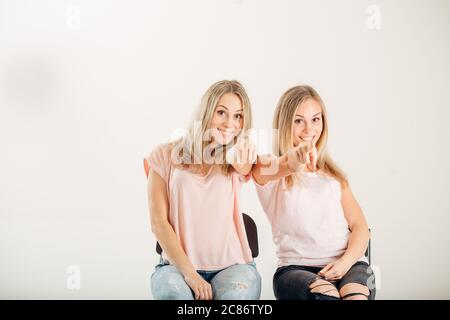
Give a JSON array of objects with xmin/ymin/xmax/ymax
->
[{"xmin": 273, "ymin": 261, "xmax": 376, "ymax": 300}]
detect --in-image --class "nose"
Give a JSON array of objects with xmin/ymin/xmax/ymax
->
[
  {"xmin": 224, "ymin": 116, "xmax": 235, "ymax": 128},
  {"xmin": 303, "ymin": 122, "xmax": 312, "ymax": 133}
]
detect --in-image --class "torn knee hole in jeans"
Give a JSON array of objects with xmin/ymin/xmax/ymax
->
[
  {"xmin": 340, "ymin": 283, "xmax": 370, "ymax": 300},
  {"xmin": 309, "ymin": 278, "xmax": 340, "ymax": 298}
]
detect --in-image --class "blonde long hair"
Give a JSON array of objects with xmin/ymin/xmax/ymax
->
[
  {"xmin": 170, "ymin": 80, "xmax": 252, "ymax": 176},
  {"xmin": 273, "ymin": 85, "xmax": 348, "ymax": 188}
]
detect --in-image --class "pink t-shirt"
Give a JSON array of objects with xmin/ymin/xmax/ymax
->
[
  {"xmin": 144, "ymin": 143, "xmax": 253, "ymax": 271},
  {"xmin": 254, "ymin": 170, "xmax": 368, "ymax": 268}
]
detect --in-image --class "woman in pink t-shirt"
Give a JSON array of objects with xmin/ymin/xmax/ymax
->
[
  {"xmin": 144, "ymin": 80, "xmax": 261, "ymax": 300},
  {"xmin": 252, "ymin": 85, "xmax": 375, "ymax": 300}
]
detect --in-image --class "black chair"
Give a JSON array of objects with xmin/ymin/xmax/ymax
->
[
  {"xmin": 156, "ymin": 213, "xmax": 259, "ymax": 258},
  {"xmin": 365, "ymin": 229, "xmax": 372, "ymax": 265}
]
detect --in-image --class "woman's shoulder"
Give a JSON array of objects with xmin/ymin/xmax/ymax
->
[
  {"xmin": 145, "ymin": 142, "xmax": 177, "ymax": 170},
  {"xmin": 148, "ymin": 141, "xmax": 178, "ymax": 161},
  {"xmin": 153, "ymin": 141, "xmax": 174, "ymax": 153},
  {"xmin": 144, "ymin": 142, "xmax": 178, "ymax": 179}
]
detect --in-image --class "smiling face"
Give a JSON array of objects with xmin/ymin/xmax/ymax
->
[
  {"xmin": 209, "ymin": 92, "xmax": 244, "ymax": 145},
  {"xmin": 292, "ymin": 98, "xmax": 323, "ymax": 147}
]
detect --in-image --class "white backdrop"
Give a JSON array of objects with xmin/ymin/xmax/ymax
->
[{"xmin": 1, "ymin": 0, "xmax": 449, "ymax": 299}]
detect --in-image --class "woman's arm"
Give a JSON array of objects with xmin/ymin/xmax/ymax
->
[
  {"xmin": 319, "ymin": 184, "xmax": 370, "ymax": 281},
  {"xmin": 147, "ymin": 170, "xmax": 212, "ymax": 300},
  {"xmin": 252, "ymin": 141, "xmax": 316, "ymax": 186},
  {"xmin": 252, "ymin": 153, "xmax": 297, "ymax": 186},
  {"xmin": 340, "ymin": 185, "xmax": 370, "ymax": 264}
]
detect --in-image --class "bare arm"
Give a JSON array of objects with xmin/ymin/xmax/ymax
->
[
  {"xmin": 252, "ymin": 138, "xmax": 318, "ymax": 186},
  {"xmin": 147, "ymin": 170, "xmax": 195, "ymax": 275},
  {"xmin": 147, "ymin": 169, "xmax": 212, "ymax": 299},
  {"xmin": 252, "ymin": 153, "xmax": 298, "ymax": 186},
  {"xmin": 340, "ymin": 185, "xmax": 370, "ymax": 265}
]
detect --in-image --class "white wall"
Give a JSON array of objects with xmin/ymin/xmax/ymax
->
[{"xmin": 1, "ymin": 0, "xmax": 449, "ymax": 299}]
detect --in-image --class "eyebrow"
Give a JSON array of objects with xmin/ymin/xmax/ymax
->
[
  {"xmin": 217, "ymin": 105, "xmax": 243, "ymax": 112},
  {"xmin": 295, "ymin": 112, "xmax": 322, "ymax": 118}
]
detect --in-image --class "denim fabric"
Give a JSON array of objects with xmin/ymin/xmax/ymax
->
[
  {"xmin": 151, "ymin": 259, "xmax": 261, "ymax": 300},
  {"xmin": 273, "ymin": 261, "xmax": 376, "ymax": 300}
]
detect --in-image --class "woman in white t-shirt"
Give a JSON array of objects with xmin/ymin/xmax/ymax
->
[{"xmin": 252, "ymin": 85, "xmax": 375, "ymax": 300}]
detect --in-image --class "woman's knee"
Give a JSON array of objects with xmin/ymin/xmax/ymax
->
[
  {"xmin": 309, "ymin": 278, "xmax": 340, "ymax": 300},
  {"xmin": 151, "ymin": 266, "xmax": 194, "ymax": 300},
  {"xmin": 273, "ymin": 269, "xmax": 338, "ymax": 300},
  {"xmin": 339, "ymin": 283, "xmax": 370, "ymax": 300},
  {"xmin": 212, "ymin": 264, "xmax": 261, "ymax": 300}
]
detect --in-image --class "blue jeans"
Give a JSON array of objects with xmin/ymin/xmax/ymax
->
[{"xmin": 151, "ymin": 259, "xmax": 261, "ymax": 300}]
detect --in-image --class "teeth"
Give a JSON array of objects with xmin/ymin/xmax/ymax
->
[
  {"xmin": 219, "ymin": 129, "xmax": 234, "ymax": 135},
  {"xmin": 300, "ymin": 137, "xmax": 313, "ymax": 141}
]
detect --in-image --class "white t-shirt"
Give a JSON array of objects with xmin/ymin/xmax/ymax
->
[{"xmin": 254, "ymin": 170, "xmax": 368, "ymax": 268}]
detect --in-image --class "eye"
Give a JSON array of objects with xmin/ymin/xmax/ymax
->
[
  {"xmin": 294, "ymin": 118, "xmax": 303, "ymax": 124},
  {"xmin": 313, "ymin": 117, "xmax": 321, "ymax": 123},
  {"xmin": 217, "ymin": 110, "xmax": 226, "ymax": 116},
  {"xmin": 234, "ymin": 114, "xmax": 243, "ymax": 120}
]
